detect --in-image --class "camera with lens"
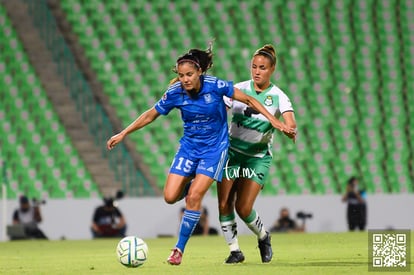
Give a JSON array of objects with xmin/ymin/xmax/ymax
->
[
  {"xmin": 103, "ymin": 190, "xmax": 125, "ymax": 208},
  {"xmin": 32, "ymin": 198, "xmax": 46, "ymax": 207},
  {"xmin": 296, "ymin": 211, "xmax": 313, "ymax": 220}
]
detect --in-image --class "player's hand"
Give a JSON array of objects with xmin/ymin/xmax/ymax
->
[
  {"xmin": 271, "ymin": 119, "xmax": 295, "ymax": 134},
  {"xmin": 270, "ymin": 119, "xmax": 297, "ymax": 143},
  {"xmin": 107, "ymin": 132, "xmax": 126, "ymax": 150},
  {"xmin": 284, "ymin": 131, "xmax": 297, "ymax": 143}
]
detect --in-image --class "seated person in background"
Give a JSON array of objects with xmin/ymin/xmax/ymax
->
[
  {"xmin": 180, "ymin": 206, "xmax": 218, "ymax": 236},
  {"xmin": 91, "ymin": 198, "xmax": 127, "ymax": 238},
  {"xmin": 12, "ymin": 195, "xmax": 48, "ymax": 239},
  {"xmin": 270, "ymin": 207, "xmax": 305, "ymax": 233}
]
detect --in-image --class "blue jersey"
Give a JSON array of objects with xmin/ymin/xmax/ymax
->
[{"xmin": 155, "ymin": 75, "xmax": 234, "ymax": 156}]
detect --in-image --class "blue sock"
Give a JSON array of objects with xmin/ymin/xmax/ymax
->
[{"xmin": 175, "ymin": 209, "xmax": 201, "ymax": 253}]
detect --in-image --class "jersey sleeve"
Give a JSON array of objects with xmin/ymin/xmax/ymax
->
[
  {"xmin": 223, "ymin": 96, "xmax": 233, "ymax": 108},
  {"xmin": 114, "ymin": 208, "xmax": 123, "ymax": 218},
  {"xmin": 216, "ymin": 78, "xmax": 234, "ymax": 98},
  {"xmin": 92, "ymin": 207, "xmax": 100, "ymax": 223},
  {"xmin": 154, "ymin": 89, "xmax": 176, "ymax": 115},
  {"xmin": 12, "ymin": 210, "xmax": 19, "ymax": 222},
  {"xmin": 279, "ymin": 92, "xmax": 294, "ymax": 113}
]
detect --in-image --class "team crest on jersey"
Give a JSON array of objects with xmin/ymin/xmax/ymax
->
[
  {"xmin": 264, "ymin": 95, "xmax": 273, "ymax": 106},
  {"xmin": 204, "ymin": 93, "xmax": 212, "ymax": 103}
]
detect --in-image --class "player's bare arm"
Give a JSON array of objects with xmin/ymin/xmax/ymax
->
[
  {"xmin": 107, "ymin": 107, "xmax": 160, "ymax": 150},
  {"xmin": 281, "ymin": 111, "xmax": 297, "ymax": 142},
  {"xmin": 232, "ymin": 87, "xmax": 295, "ymax": 134}
]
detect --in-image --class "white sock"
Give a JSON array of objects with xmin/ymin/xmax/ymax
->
[
  {"xmin": 245, "ymin": 211, "xmax": 267, "ymax": 240},
  {"xmin": 220, "ymin": 220, "xmax": 240, "ymax": 252}
]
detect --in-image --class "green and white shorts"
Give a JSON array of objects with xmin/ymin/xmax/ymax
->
[{"xmin": 222, "ymin": 148, "xmax": 272, "ymax": 186}]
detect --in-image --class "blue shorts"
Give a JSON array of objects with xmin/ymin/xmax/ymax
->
[{"xmin": 169, "ymin": 146, "xmax": 228, "ymax": 181}]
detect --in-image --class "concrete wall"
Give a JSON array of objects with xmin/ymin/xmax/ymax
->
[{"xmin": 1, "ymin": 194, "xmax": 413, "ymax": 241}]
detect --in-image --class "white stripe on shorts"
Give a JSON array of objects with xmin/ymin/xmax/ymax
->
[{"xmin": 214, "ymin": 148, "xmax": 228, "ymax": 180}]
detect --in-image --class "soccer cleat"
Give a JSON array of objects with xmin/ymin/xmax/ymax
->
[
  {"xmin": 167, "ymin": 248, "xmax": 183, "ymax": 265},
  {"xmin": 224, "ymin": 250, "xmax": 245, "ymax": 264},
  {"xmin": 258, "ymin": 231, "xmax": 273, "ymax": 263}
]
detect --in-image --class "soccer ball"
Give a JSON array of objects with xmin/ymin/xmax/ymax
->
[{"xmin": 116, "ymin": 236, "xmax": 149, "ymax": 268}]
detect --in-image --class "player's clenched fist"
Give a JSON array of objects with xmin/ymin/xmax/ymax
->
[{"xmin": 107, "ymin": 132, "xmax": 125, "ymax": 150}]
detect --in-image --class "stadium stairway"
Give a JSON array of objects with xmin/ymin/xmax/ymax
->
[
  {"xmin": 2, "ymin": 0, "xmax": 119, "ymax": 196},
  {"xmin": 46, "ymin": 0, "xmax": 161, "ymax": 195}
]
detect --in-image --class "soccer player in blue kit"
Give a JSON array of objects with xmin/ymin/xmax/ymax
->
[{"xmin": 107, "ymin": 43, "xmax": 295, "ymax": 265}]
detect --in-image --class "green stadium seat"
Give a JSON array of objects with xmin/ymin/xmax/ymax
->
[
  {"xmin": 53, "ymin": 0, "xmax": 414, "ymax": 195},
  {"xmin": 277, "ymin": 163, "xmax": 302, "ymax": 195},
  {"xmin": 263, "ymin": 177, "xmax": 279, "ymax": 195},
  {"xmin": 0, "ymin": 10, "xmax": 102, "ymax": 198}
]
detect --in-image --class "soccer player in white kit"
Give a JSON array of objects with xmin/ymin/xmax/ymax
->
[{"xmin": 219, "ymin": 44, "xmax": 297, "ymax": 263}]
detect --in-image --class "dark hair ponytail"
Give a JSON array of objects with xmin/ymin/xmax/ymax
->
[
  {"xmin": 169, "ymin": 41, "xmax": 214, "ymax": 85},
  {"xmin": 188, "ymin": 40, "xmax": 213, "ymax": 73},
  {"xmin": 174, "ymin": 40, "xmax": 214, "ymax": 74}
]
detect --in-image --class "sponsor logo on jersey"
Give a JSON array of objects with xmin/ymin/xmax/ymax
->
[{"xmin": 217, "ymin": 80, "xmax": 226, "ymax": 88}]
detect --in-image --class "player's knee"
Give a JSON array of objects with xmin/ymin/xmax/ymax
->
[
  {"xmin": 235, "ymin": 204, "xmax": 251, "ymax": 219},
  {"xmin": 164, "ymin": 193, "xmax": 178, "ymax": 204},
  {"xmin": 185, "ymin": 193, "xmax": 202, "ymax": 209},
  {"xmin": 218, "ymin": 200, "xmax": 232, "ymax": 215}
]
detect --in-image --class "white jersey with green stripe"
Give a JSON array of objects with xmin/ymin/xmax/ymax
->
[{"xmin": 225, "ymin": 80, "xmax": 294, "ymax": 158}]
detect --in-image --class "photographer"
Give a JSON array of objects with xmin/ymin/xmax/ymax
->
[
  {"xmin": 270, "ymin": 207, "xmax": 306, "ymax": 233},
  {"xmin": 342, "ymin": 176, "xmax": 367, "ymax": 231},
  {"xmin": 91, "ymin": 197, "xmax": 127, "ymax": 238},
  {"xmin": 12, "ymin": 195, "xmax": 48, "ymax": 239}
]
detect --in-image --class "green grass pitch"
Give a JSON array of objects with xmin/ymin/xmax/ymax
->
[{"xmin": 0, "ymin": 232, "xmax": 412, "ymax": 275}]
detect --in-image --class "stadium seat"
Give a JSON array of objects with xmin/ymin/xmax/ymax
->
[
  {"xmin": 0, "ymin": 8, "xmax": 101, "ymax": 199},
  {"xmin": 53, "ymin": 0, "xmax": 414, "ymax": 195}
]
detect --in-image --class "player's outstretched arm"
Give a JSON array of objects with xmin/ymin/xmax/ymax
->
[
  {"xmin": 107, "ymin": 107, "xmax": 160, "ymax": 150},
  {"xmin": 232, "ymin": 88, "xmax": 296, "ymax": 134},
  {"xmin": 282, "ymin": 111, "xmax": 297, "ymax": 142}
]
